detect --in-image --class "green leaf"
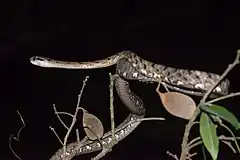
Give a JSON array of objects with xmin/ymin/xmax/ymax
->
[
  {"xmin": 201, "ymin": 104, "xmax": 240, "ymax": 130},
  {"xmin": 200, "ymin": 112, "xmax": 219, "ymax": 160}
]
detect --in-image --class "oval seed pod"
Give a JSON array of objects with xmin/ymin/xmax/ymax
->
[
  {"xmin": 82, "ymin": 111, "xmax": 104, "ymax": 140},
  {"xmin": 157, "ymin": 91, "xmax": 196, "ymax": 120}
]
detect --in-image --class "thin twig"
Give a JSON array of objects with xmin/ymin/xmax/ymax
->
[
  {"xmin": 201, "ymin": 50, "xmax": 240, "ymax": 103},
  {"xmin": 186, "ymin": 152, "xmax": 197, "ymax": 160},
  {"xmin": 212, "ymin": 116, "xmax": 240, "ymax": 152},
  {"xmin": 53, "ymin": 104, "xmax": 69, "ymax": 130},
  {"xmin": 187, "ymin": 137, "xmax": 201, "ymax": 147},
  {"xmin": 162, "ymin": 83, "xmax": 170, "ymax": 92},
  {"xmin": 9, "ymin": 135, "xmax": 22, "ymax": 160},
  {"xmin": 109, "ymin": 73, "xmax": 116, "ymax": 144},
  {"xmin": 219, "ymin": 135, "xmax": 240, "ymax": 153},
  {"xmin": 91, "ymin": 147, "xmax": 112, "ymax": 160},
  {"xmin": 192, "ymin": 121, "xmax": 200, "ymax": 126},
  {"xmin": 219, "ymin": 135, "xmax": 240, "ymax": 140},
  {"xmin": 166, "ymin": 150, "xmax": 179, "ymax": 160},
  {"xmin": 184, "ymin": 135, "xmax": 240, "ymax": 159},
  {"xmin": 76, "ymin": 129, "xmax": 80, "ymax": 143},
  {"xmin": 206, "ymin": 92, "xmax": 240, "ymax": 104},
  {"xmin": 55, "ymin": 111, "xmax": 74, "ymax": 118},
  {"xmin": 49, "ymin": 126, "xmax": 63, "ymax": 145},
  {"xmin": 112, "ymin": 117, "xmax": 165, "ymax": 135},
  {"xmin": 186, "ymin": 135, "xmax": 240, "ymax": 154},
  {"xmin": 130, "ymin": 117, "xmax": 165, "ymax": 122},
  {"xmin": 221, "ymin": 140, "xmax": 237, "ymax": 153},
  {"xmin": 9, "ymin": 110, "xmax": 26, "ymax": 160},
  {"xmin": 187, "ymin": 140, "xmax": 203, "ymax": 151},
  {"xmin": 220, "ymin": 123, "xmax": 240, "ymax": 152},
  {"xmin": 156, "ymin": 80, "xmax": 161, "ymax": 92}
]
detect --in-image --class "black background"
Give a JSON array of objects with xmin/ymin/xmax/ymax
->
[{"xmin": 1, "ymin": 0, "xmax": 240, "ymax": 160}]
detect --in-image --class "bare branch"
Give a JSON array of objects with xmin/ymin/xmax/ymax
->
[
  {"xmin": 187, "ymin": 137, "xmax": 201, "ymax": 147},
  {"xmin": 186, "ymin": 152, "xmax": 197, "ymax": 160},
  {"xmin": 49, "ymin": 126, "xmax": 63, "ymax": 145},
  {"xmin": 9, "ymin": 110, "xmax": 26, "ymax": 160},
  {"xmin": 219, "ymin": 135, "xmax": 240, "ymax": 140},
  {"xmin": 91, "ymin": 147, "xmax": 112, "ymax": 160},
  {"xmin": 76, "ymin": 129, "xmax": 80, "ymax": 143},
  {"xmin": 201, "ymin": 50, "xmax": 240, "ymax": 103},
  {"xmin": 109, "ymin": 73, "xmax": 117, "ymax": 144},
  {"xmin": 50, "ymin": 76, "xmax": 89, "ymax": 159},
  {"xmin": 219, "ymin": 122, "xmax": 240, "ymax": 153},
  {"xmin": 221, "ymin": 140, "xmax": 236, "ymax": 153},
  {"xmin": 53, "ymin": 104, "xmax": 69, "ymax": 130},
  {"xmin": 206, "ymin": 92, "xmax": 240, "ymax": 104},
  {"xmin": 54, "ymin": 111, "xmax": 74, "ymax": 118},
  {"xmin": 166, "ymin": 150, "xmax": 179, "ymax": 160},
  {"xmin": 219, "ymin": 135, "xmax": 240, "ymax": 153}
]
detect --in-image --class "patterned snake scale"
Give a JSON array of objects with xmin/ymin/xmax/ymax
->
[{"xmin": 30, "ymin": 50, "xmax": 230, "ymax": 159}]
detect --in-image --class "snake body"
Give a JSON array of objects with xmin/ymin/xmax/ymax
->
[
  {"xmin": 31, "ymin": 51, "xmax": 230, "ymax": 97},
  {"xmin": 30, "ymin": 50, "xmax": 230, "ymax": 159}
]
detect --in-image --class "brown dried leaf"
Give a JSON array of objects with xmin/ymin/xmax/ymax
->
[
  {"xmin": 157, "ymin": 91, "xmax": 196, "ymax": 119},
  {"xmin": 82, "ymin": 112, "xmax": 104, "ymax": 140}
]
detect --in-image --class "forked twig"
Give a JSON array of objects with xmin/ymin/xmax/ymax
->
[
  {"xmin": 221, "ymin": 140, "xmax": 236, "ymax": 153},
  {"xmin": 50, "ymin": 76, "xmax": 89, "ymax": 158},
  {"xmin": 53, "ymin": 104, "xmax": 70, "ymax": 130},
  {"xmin": 9, "ymin": 110, "xmax": 26, "ymax": 160},
  {"xmin": 218, "ymin": 121, "xmax": 240, "ymax": 152},
  {"xmin": 185, "ymin": 135, "xmax": 240, "ymax": 155}
]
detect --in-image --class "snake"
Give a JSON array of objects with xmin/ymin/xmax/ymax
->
[{"xmin": 30, "ymin": 50, "xmax": 230, "ymax": 159}]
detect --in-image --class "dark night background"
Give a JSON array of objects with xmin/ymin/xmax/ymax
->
[{"xmin": 1, "ymin": 0, "xmax": 240, "ymax": 160}]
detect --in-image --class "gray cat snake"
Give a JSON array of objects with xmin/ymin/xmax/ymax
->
[{"xmin": 30, "ymin": 51, "xmax": 230, "ymax": 159}]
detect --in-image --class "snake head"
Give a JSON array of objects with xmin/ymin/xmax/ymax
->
[{"xmin": 30, "ymin": 56, "xmax": 53, "ymax": 67}]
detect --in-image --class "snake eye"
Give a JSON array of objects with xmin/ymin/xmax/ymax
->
[
  {"xmin": 30, "ymin": 56, "xmax": 47, "ymax": 66},
  {"xmin": 35, "ymin": 56, "xmax": 44, "ymax": 61},
  {"xmin": 31, "ymin": 56, "xmax": 46, "ymax": 62},
  {"xmin": 30, "ymin": 56, "xmax": 35, "ymax": 61}
]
